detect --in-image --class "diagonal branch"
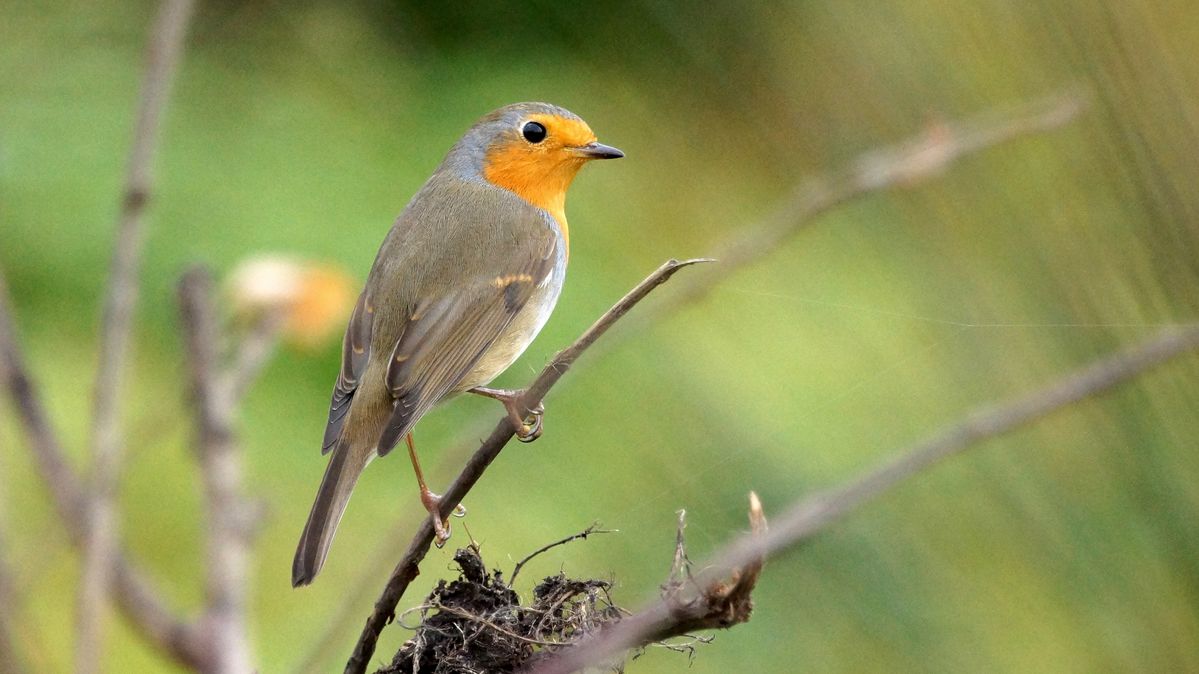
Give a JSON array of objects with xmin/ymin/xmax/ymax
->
[
  {"xmin": 613, "ymin": 89, "xmax": 1087, "ymax": 344},
  {"xmin": 0, "ymin": 273, "xmax": 207, "ymax": 669},
  {"xmin": 76, "ymin": 0, "xmax": 196, "ymax": 670},
  {"xmin": 343, "ymin": 258, "xmax": 711, "ymax": 674},
  {"xmin": 527, "ymin": 322, "xmax": 1199, "ymax": 674}
]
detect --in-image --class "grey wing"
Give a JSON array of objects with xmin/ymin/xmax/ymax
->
[
  {"xmin": 321, "ymin": 290, "xmax": 374, "ymax": 454},
  {"xmin": 374, "ymin": 241, "xmax": 556, "ymax": 456}
]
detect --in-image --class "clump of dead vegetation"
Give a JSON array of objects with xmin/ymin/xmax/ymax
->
[
  {"xmin": 379, "ymin": 505, "xmax": 766, "ymax": 674},
  {"xmin": 380, "ymin": 543, "xmax": 626, "ymax": 674}
]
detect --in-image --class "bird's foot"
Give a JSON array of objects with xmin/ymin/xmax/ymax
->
[
  {"xmin": 513, "ymin": 401, "xmax": 544, "ymax": 442},
  {"xmin": 420, "ymin": 488, "xmax": 464, "ymax": 548},
  {"xmin": 468, "ymin": 386, "xmax": 545, "ymax": 442}
]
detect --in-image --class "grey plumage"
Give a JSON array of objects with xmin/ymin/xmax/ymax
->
[{"xmin": 292, "ymin": 104, "xmax": 570, "ymax": 587}]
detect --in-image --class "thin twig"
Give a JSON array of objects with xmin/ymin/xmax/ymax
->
[
  {"xmin": 0, "ymin": 273, "xmax": 207, "ymax": 669},
  {"xmin": 432, "ymin": 604, "xmax": 568, "ymax": 647},
  {"xmin": 510, "ymin": 524, "xmax": 616, "ymax": 584},
  {"xmin": 179, "ymin": 268, "xmax": 257, "ymax": 674},
  {"xmin": 527, "ymin": 323, "xmax": 1199, "ymax": 674},
  {"xmin": 343, "ymin": 258, "xmax": 710, "ymax": 674},
  {"xmin": 645, "ymin": 633, "xmax": 713, "ymax": 657},
  {"xmin": 76, "ymin": 0, "xmax": 196, "ymax": 670}
]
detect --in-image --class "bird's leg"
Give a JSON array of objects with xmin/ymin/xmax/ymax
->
[
  {"xmin": 467, "ymin": 386, "xmax": 544, "ymax": 442},
  {"xmin": 405, "ymin": 432, "xmax": 464, "ymax": 548}
]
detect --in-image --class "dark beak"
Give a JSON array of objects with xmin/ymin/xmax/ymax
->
[{"xmin": 575, "ymin": 142, "xmax": 625, "ymax": 159}]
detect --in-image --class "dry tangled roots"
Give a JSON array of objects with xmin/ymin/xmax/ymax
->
[{"xmin": 380, "ymin": 547, "xmax": 624, "ymax": 674}]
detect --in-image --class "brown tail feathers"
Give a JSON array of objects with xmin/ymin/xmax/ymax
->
[{"xmin": 292, "ymin": 444, "xmax": 365, "ymax": 587}]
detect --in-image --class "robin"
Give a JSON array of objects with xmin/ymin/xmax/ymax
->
[{"xmin": 292, "ymin": 102, "xmax": 623, "ymax": 587}]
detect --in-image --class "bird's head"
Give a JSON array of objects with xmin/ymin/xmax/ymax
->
[{"xmin": 447, "ymin": 102, "xmax": 623, "ymax": 224}]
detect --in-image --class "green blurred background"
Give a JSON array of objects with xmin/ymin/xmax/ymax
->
[{"xmin": 4, "ymin": 0, "xmax": 1199, "ymax": 672}]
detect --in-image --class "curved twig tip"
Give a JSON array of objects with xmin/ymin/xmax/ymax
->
[{"xmin": 672, "ymin": 257, "xmax": 717, "ymax": 267}]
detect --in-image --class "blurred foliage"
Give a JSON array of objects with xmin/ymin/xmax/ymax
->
[{"xmin": 3, "ymin": 0, "xmax": 1199, "ymax": 672}]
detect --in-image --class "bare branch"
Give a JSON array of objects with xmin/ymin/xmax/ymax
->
[
  {"xmin": 510, "ymin": 523, "xmax": 616, "ymax": 584},
  {"xmin": 613, "ymin": 90, "xmax": 1087, "ymax": 346},
  {"xmin": 343, "ymin": 258, "xmax": 710, "ymax": 674},
  {"xmin": 0, "ymin": 282, "xmax": 81, "ymax": 539},
  {"xmin": 528, "ymin": 323, "xmax": 1199, "ymax": 674},
  {"xmin": 0, "ymin": 274, "xmax": 207, "ymax": 668},
  {"xmin": 179, "ymin": 268, "xmax": 258, "ymax": 674},
  {"xmin": 76, "ymin": 0, "xmax": 196, "ymax": 669}
]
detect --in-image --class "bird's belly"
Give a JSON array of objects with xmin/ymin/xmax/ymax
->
[{"xmin": 457, "ymin": 269, "xmax": 563, "ymax": 390}]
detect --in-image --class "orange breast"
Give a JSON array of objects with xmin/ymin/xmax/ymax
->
[
  {"xmin": 484, "ymin": 149, "xmax": 572, "ymax": 252},
  {"xmin": 482, "ymin": 114, "xmax": 598, "ymax": 258}
]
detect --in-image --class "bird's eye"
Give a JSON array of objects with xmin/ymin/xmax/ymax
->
[{"xmin": 521, "ymin": 121, "xmax": 547, "ymax": 144}]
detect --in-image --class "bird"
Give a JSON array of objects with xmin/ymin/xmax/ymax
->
[{"xmin": 292, "ymin": 102, "xmax": 623, "ymax": 587}]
